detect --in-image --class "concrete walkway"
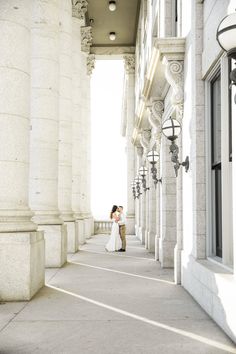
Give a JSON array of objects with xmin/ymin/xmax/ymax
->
[{"xmin": 0, "ymin": 234, "xmax": 236, "ymax": 354}]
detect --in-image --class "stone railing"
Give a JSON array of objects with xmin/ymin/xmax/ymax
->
[{"xmin": 94, "ymin": 220, "xmax": 113, "ymax": 234}]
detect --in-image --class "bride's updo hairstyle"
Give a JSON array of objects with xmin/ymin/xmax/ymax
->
[{"xmin": 110, "ymin": 205, "xmax": 118, "ymax": 219}]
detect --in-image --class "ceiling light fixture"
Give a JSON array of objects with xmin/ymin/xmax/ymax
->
[
  {"xmin": 108, "ymin": 1, "xmax": 116, "ymax": 11},
  {"xmin": 109, "ymin": 32, "xmax": 116, "ymax": 40}
]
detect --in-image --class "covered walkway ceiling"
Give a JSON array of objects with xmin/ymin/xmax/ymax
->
[{"xmin": 87, "ymin": 0, "xmax": 141, "ymax": 55}]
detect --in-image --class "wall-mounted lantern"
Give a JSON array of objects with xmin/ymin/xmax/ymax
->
[
  {"xmin": 162, "ymin": 117, "xmax": 189, "ymax": 177},
  {"xmin": 216, "ymin": 12, "xmax": 236, "ymax": 102},
  {"xmin": 138, "ymin": 166, "xmax": 149, "ymax": 192},
  {"xmin": 147, "ymin": 150, "xmax": 162, "ymax": 187}
]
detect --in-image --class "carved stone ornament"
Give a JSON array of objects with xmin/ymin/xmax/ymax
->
[
  {"xmin": 139, "ymin": 130, "xmax": 151, "ymax": 152},
  {"xmin": 87, "ymin": 54, "xmax": 95, "ymax": 76},
  {"xmin": 81, "ymin": 26, "xmax": 93, "ymax": 53},
  {"xmin": 136, "ymin": 146, "xmax": 144, "ymax": 157},
  {"xmin": 124, "ymin": 54, "xmax": 135, "ymax": 74},
  {"xmin": 72, "ymin": 0, "xmax": 88, "ymax": 20},
  {"xmin": 164, "ymin": 60, "xmax": 184, "ymax": 121}
]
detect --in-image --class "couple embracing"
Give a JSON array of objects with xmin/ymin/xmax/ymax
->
[{"xmin": 105, "ymin": 205, "xmax": 126, "ymax": 252}]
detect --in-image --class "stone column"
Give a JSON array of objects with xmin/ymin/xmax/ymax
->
[
  {"xmin": 0, "ymin": 0, "xmax": 45, "ymax": 300},
  {"xmin": 163, "ymin": 58, "xmax": 184, "ymax": 280},
  {"xmin": 124, "ymin": 55, "xmax": 136, "ymax": 235},
  {"xmin": 147, "ymin": 100, "xmax": 164, "ymax": 254},
  {"xmin": 79, "ymin": 28, "xmax": 93, "ymax": 241},
  {"xmin": 58, "ymin": 0, "xmax": 77, "ymax": 253},
  {"xmin": 139, "ymin": 130, "xmax": 151, "ymax": 246},
  {"xmin": 135, "ymin": 145, "xmax": 143, "ymax": 241},
  {"xmin": 159, "ymin": 135, "xmax": 177, "ymax": 268},
  {"xmin": 135, "ymin": 146, "xmax": 143, "ymax": 239},
  {"xmin": 145, "ymin": 170, "xmax": 150, "ymax": 249},
  {"xmin": 86, "ymin": 55, "xmax": 95, "ymax": 236},
  {"xmin": 30, "ymin": 0, "xmax": 67, "ymax": 268},
  {"xmin": 148, "ymin": 164, "xmax": 156, "ymax": 252},
  {"xmin": 71, "ymin": 3, "xmax": 89, "ymax": 245}
]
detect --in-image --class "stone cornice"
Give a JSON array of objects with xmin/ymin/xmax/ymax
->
[
  {"xmin": 90, "ymin": 46, "xmax": 135, "ymax": 56},
  {"xmin": 81, "ymin": 26, "xmax": 93, "ymax": 54},
  {"xmin": 72, "ymin": 0, "xmax": 88, "ymax": 20}
]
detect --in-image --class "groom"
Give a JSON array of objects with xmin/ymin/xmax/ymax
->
[{"xmin": 118, "ymin": 206, "xmax": 126, "ymax": 252}]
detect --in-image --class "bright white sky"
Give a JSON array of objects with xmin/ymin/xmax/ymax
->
[{"xmin": 91, "ymin": 60, "xmax": 127, "ymax": 220}]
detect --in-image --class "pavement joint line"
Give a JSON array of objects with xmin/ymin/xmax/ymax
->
[
  {"xmin": 68, "ymin": 261, "xmax": 174, "ymax": 285},
  {"xmin": 0, "ymin": 301, "xmax": 29, "ymax": 335},
  {"xmin": 79, "ymin": 249, "xmax": 155, "ymax": 261},
  {"xmin": 46, "ymin": 284, "xmax": 236, "ymax": 353}
]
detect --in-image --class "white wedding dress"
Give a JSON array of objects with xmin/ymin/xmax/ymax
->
[{"xmin": 105, "ymin": 218, "xmax": 122, "ymax": 252}]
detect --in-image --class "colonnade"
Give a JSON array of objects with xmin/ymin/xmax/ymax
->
[{"xmin": 0, "ymin": 0, "xmax": 93, "ymax": 301}]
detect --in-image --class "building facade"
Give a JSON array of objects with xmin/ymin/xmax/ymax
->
[
  {"xmin": 122, "ymin": 0, "xmax": 236, "ymax": 343},
  {"xmin": 0, "ymin": 0, "xmax": 236, "ymax": 346}
]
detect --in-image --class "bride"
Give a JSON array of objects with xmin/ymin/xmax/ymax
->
[{"xmin": 105, "ymin": 205, "xmax": 122, "ymax": 252}]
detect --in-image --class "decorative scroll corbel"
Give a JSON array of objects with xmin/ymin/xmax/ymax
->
[
  {"xmin": 147, "ymin": 100, "xmax": 164, "ymax": 145},
  {"xmin": 163, "ymin": 59, "xmax": 184, "ymax": 121},
  {"xmin": 72, "ymin": 0, "xmax": 88, "ymax": 20},
  {"xmin": 139, "ymin": 129, "xmax": 151, "ymax": 156}
]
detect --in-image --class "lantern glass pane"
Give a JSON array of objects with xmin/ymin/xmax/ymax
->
[
  {"xmin": 139, "ymin": 166, "xmax": 148, "ymax": 176},
  {"xmin": 217, "ymin": 13, "xmax": 236, "ymax": 52},
  {"xmin": 162, "ymin": 117, "xmax": 181, "ymax": 139},
  {"xmin": 147, "ymin": 150, "xmax": 159, "ymax": 163}
]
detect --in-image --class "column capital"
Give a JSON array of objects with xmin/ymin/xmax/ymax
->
[
  {"xmin": 123, "ymin": 54, "xmax": 135, "ymax": 74},
  {"xmin": 162, "ymin": 58, "xmax": 184, "ymax": 121},
  {"xmin": 72, "ymin": 0, "xmax": 88, "ymax": 20},
  {"xmin": 81, "ymin": 26, "xmax": 93, "ymax": 53},
  {"xmin": 87, "ymin": 54, "xmax": 95, "ymax": 76}
]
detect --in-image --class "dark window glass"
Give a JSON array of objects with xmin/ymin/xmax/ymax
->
[{"xmin": 211, "ymin": 74, "xmax": 222, "ymax": 258}]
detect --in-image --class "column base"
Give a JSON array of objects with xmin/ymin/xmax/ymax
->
[
  {"xmin": 139, "ymin": 226, "xmax": 145, "ymax": 245},
  {"xmin": 0, "ymin": 231, "xmax": 45, "ymax": 301},
  {"xmin": 159, "ymin": 239, "xmax": 175, "ymax": 268},
  {"xmin": 126, "ymin": 215, "xmax": 135, "ymax": 235},
  {"xmin": 174, "ymin": 245, "xmax": 182, "ymax": 284},
  {"xmin": 39, "ymin": 224, "xmax": 67, "ymax": 268},
  {"xmin": 155, "ymin": 235, "xmax": 159, "ymax": 261},
  {"xmin": 84, "ymin": 218, "xmax": 91, "ymax": 239},
  {"xmin": 147, "ymin": 231, "xmax": 155, "ymax": 252},
  {"xmin": 145, "ymin": 229, "xmax": 149, "ymax": 249},
  {"xmin": 66, "ymin": 221, "xmax": 78, "ymax": 253},
  {"xmin": 77, "ymin": 219, "xmax": 85, "ymax": 245}
]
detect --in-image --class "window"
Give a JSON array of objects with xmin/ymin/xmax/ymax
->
[{"xmin": 211, "ymin": 74, "xmax": 222, "ymax": 258}]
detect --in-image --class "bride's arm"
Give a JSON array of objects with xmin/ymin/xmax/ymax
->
[{"xmin": 113, "ymin": 213, "xmax": 120, "ymax": 222}]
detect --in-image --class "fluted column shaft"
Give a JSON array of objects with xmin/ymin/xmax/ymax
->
[
  {"xmin": 126, "ymin": 73, "xmax": 135, "ymax": 234},
  {"xmin": 0, "ymin": 0, "xmax": 44, "ymax": 300},
  {"xmin": 72, "ymin": 15, "xmax": 87, "ymax": 244},
  {"xmin": 58, "ymin": 0, "xmax": 77, "ymax": 253},
  {"xmin": 30, "ymin": 0, "xmax": 67, "ymax": 267},
  {"xmin": 81, "ymin": 53, "xmax": 92, "ymax": 240}
]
